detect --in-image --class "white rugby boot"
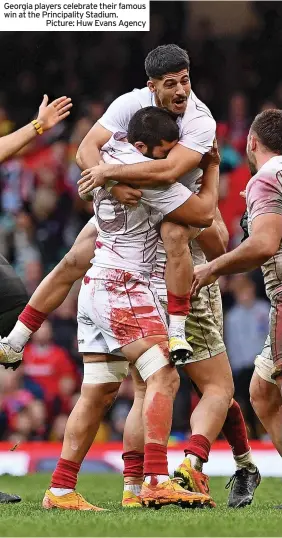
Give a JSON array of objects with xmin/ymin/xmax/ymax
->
[{"xmin": 0, "ymin": 337, "xmax": 23, "ymax": 370}]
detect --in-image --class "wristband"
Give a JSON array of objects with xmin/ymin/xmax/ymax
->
[
  {"xmin": 105, "ymin": 180, "xmax": 118, "ymax": 193},
  {"xmin": 31, "ymin": 119, "xmax": 44, "ymax": 135}
]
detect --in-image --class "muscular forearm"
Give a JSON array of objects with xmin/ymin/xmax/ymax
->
[
  {"xmin": 197, "ymin": 164, "xmax": 219, "ymax": 219},
  {"xmin": 101, "ymin": 159, "xmax": 175, "ymax": 187},
  {"xmin": 0, "ymin": 123, "xmax": 37, "ymax": 163},
  {"xmin": 76, "ymin": 143, "xmax": 101, "ymax": 171},
  {"xmin": 210, "ymin": 236, "xmax": 269, "ymax": 276}
]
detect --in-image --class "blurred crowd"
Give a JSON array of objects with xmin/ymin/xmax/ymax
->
[{"xmin": 1, "ymin": 1, "xmax": 281, "ymax": 442}]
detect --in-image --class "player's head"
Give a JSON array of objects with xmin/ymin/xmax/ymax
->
[
  {"xmin": 247, "ymin": 109, "xmax": 282, "ymax": 174},
  {"xmin": 127, "ymin": 106, "xmax": 179, "ymax": 159},
  {"xmin": 145, "ymin": 44, "xmax": 191, "ymax": 116}
]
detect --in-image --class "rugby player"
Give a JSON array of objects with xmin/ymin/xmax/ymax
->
[
  {"xmin": 0, "ymin": 93, "xmax": 72, "ymax": 503},
  {"xmin": 77, "ymin": 44, "xmax": 216, "ymax": 363},
  {"xmin": 76, "ymin": 44, "xmax": 260, "ymax": 506},
  {"xmin": 191, "ymin": 109, "xmax": 282, "ymax": 476},
  {"xmin": 0, "ymin": 46, "xmax": 259, "ymax": 507},
  {"xmin": 42, "ymin": 107, "xmax": 216, "ymax": 511}
]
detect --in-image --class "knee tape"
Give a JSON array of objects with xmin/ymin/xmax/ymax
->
[
  {"xmin": 83, "ymin": 361, "xmax": 129, "ymax": 384},
  {"xmin": 135, "ymin": 344, "xmax": 169, "ymax": 381}
]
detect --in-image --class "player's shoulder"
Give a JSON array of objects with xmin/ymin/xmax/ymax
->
[
  {"xmin": 248, "ymin": 156, "xmax": 282, "ymax": 192},
  {"xmin": 113, "ymin": 86, "xmax": 152, "ymax": 108},
  {"xmin": 185, "ymin": 90, "xmax": 214, "ymax": 122},
  {"xmin": 181, "ymin": 90, "xmax": 215, "ymax": 132}
]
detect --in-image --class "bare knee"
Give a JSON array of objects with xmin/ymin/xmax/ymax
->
[
  {"xmin": 81, "ymin": 382, "xmax": 120, "ymax": 412},
  {"xmin": 203, "ymin": 379, "xmax": 234, "ymax": 408},
  {"xmin": 147, "ymin": 365, "xmax": 180, "ymax": 399},
  {"xmin": 250, "ymin": 373, "xmax": 280, "ymax": 420},
  {"xmin": 161, "ymin": 222, "xmax": 191, "ymax": 257}
]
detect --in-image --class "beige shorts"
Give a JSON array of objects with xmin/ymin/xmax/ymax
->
[
  {"xmin": 186, "ymin": 281, "xmax": 226, "ymax": 362},
  {"xmin": 254, "ymin": 335, "xmax": 275, "ymax": 385}
]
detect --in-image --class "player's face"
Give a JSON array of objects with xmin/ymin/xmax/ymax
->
[
  {"xmin": 246, "ymin": 132, "xmax": 258, "ymax": 175},
  {"xmin": 135, "ymin": 139, "xmax": 178, "ymax": 159},
  {"xmin": 150, "ymin": 139, "xmax": 178, "ymax": 159},
  {"xmin": 148, "ymin": 69, "xmax": 191, "ymax": 115}
]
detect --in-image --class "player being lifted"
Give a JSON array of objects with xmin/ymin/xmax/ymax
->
[
  {"xmin": 0, "ymin": 44, "xmax": 259, "ymax": 507},
  {"xmin": 42, "ymin": 107, "xmax": 217, "ymax": 511}
]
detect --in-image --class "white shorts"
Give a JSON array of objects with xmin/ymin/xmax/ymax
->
[
  {"xmin": 254, "ymin": 335, "xmax": 275, "ymax": 385},
  {"xmin": 77, "ymin": 266, "xmax": 168, "ymax": 354}
]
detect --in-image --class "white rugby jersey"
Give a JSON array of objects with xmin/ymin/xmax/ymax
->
[
  {"xmin": 98, "ymin": 86, "xmax": 215, "ymax": 295},
  {"xmin": 88, "ymin": 135, "xmax": 192, "ymax": 275},
  {"xmin": 247, "ymin": 155, "xmax": 282, "ymax": 301}
]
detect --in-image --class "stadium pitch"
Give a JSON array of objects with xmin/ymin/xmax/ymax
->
[{"xmin": 0, "ymin": 473, "xmax": 281, "ymax": 537}]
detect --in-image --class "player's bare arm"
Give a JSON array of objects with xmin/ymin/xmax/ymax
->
[
  {"xmin": 0, "ymin": 95, "xmax": 72, "ymax": 163},
  {"xmin": 78, "ymin": 143, "xmax": 202, "ymax": 193},
  {"xmin": 192, "ymin": 213, "xmax": 282, "ymax": 294},
  {"xmin": 76, "ymin": 122, "xmax": 112, "ymax": 170}
]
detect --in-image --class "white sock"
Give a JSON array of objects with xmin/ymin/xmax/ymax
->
[
  {"xmin": 186, "ymin": 454, "xmax": 203, "ymax": 472},
  {"xmin": 144, "ymin": 475, "xmax": 168, "ymax": 484},
  {"xmin": 168, "ymin": 315, "xmax": 186, "ymax": 339},
  {"xmin": 234, "ymin": 450, "xmax": 257, "ymax": 472},
  {"xmin": 124, "ymin": 484, "xmax": 142, "ymax": 495},
  {"xmin": 7, "ymin": 321, "xmax": 33, "ymax": 351},
  {"xmin": 49, "ymin": 487, "xmax": 74, "ymax": 496}
]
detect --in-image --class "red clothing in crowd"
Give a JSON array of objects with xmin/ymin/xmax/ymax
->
[
  {"xmin": 23, "ymin": 343, "xmax": 77, "ymax": 401},
  {"xmin": 219, "ymin": 163, "xmax": 250, "ymax": 237}
]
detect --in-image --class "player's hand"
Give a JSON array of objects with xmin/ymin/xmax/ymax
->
[
  {"xmin": 36, "ymin": 95, "xmax": 72, "ymax": 131},
  {"xmin": 111, "ymin": 184, "xmax": 142, "ymax": 206},
  {"xmin": 78, "ymin": 161, "xmax": 108, "ymax": 194},
  {"xmin": 200, "ymin": 139, "xmax": 220, "ymax": 170},
  {"xmin": 240, "ymin": 190, "xmax": 246, "ymax": 198},
  {"xmin": 191, "ymin": 263, "xmax": 217, "ymax": 296}
]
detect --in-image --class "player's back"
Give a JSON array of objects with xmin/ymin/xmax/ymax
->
[
  {"xmin": 247, "ymin": 155, "xmax": 282, "ymax": 300},
  {"xmin": 89, "ymin": 135, "xmax": 191, "ymax": 275}
]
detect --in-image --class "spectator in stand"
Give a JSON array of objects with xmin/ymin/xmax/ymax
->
[
  {"xmin": 23, "ymin": 320, "xmax": 78, "ymax": 407},
  {"xmin": 224, "ymin": 275, "xmax": 269, "ymax": 438},
  {"xmin": 227, "ymin": 93, "xmax": 250, "ymax": 155}
]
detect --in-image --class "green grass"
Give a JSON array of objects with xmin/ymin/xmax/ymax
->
[{"xmin": 0, "ymin": 474, "xmax": 281, "ymax": 537}]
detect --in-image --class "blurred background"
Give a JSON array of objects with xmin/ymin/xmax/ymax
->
[{"xmin": 0, "ymin": 0, "xmax": 279, "ymax": 445}]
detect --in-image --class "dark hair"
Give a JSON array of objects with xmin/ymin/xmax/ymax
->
[
  {"xmin": 127, "ymin": 107, "xmax": 179, "ymax": 150},
  {"xmin": 251, "ymin": 109, "xmax": 282, "ymax": 154},
  {"xmin": 145, "ymin": 44, "xmax": 190, "ymax": 79}
]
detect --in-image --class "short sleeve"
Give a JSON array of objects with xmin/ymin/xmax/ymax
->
[
  {"xmin": 98, "ymin": 92, "xmax": 141, "ymax": 134},
  {"xmin": 247, "ymin": 174, "xmax": 282, "ymax": 222},
  {"xmin": 179, "ymin": 115, "xmax": 216, "ymax": 155}
]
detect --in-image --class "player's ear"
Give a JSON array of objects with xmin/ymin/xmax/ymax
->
[
  {"xmin": 249, "ymin": 134, "xmax": 257, "ymax": 152},
  {"xmin": 134, "ymin": 141, "xmax": 147, "ymax": 155},
  {"xmin": 147, "ymin": 80, "xmax": 155, "ymax": 93}
]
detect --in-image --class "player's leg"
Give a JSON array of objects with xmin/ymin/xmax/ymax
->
[
  {"xmin": 0, "ymin": 302, "xmax": 27, "ymax": 501},
  {"xmin": 251, "ymin": 349, "xmax": 282, "ymax": 455},
  {"xmin": 122, "ymin": 365, "xmax": 145, "ymax": 508},
  {"xmin": 160, "ymin": 222, "xmax": 199, "ymax": 363},
  {"xmin": 174, "ymin": 283, "xmax": 260, "ymax": 506},
  {"xmin": 0, "ymin": 221, "xmax": 97, "ymax": 366},
  {"xmin": 122, "ymin": 335, "xmax": 211, "ymax": 508},
  {"xmin": 43, "ymin": 353, "xmax": 125, "ymax": 511}
]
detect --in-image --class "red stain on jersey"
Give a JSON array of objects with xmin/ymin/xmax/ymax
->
[{"xmin": 145, "ymin": 392, "xmax": 172, "ymax": 443}]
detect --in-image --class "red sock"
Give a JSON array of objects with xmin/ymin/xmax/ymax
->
[
  {"xmin": 222, "ymin": 400, "xmax": 250, "ymax": 456},
  {"xmin": 167, "ymin": 291, "xmax": 191, "ymax": 316},
  {"xmin": 122, "ymin": 451, "xmax": 144, "ymax": 478},
  {"xmin": 144, "ymin": 443, "xmax": 168, "ymax": 476},
  {"xmin": 50, "ymin": 458, "xmax": 81, "ymax": 489},
  {"xmin": 184, "ymin": 434, "xmax": 211, "ymax": 463},
  {"xmin": 19, "ymin": 304, "xmax": 47, "ymax": 332}
]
